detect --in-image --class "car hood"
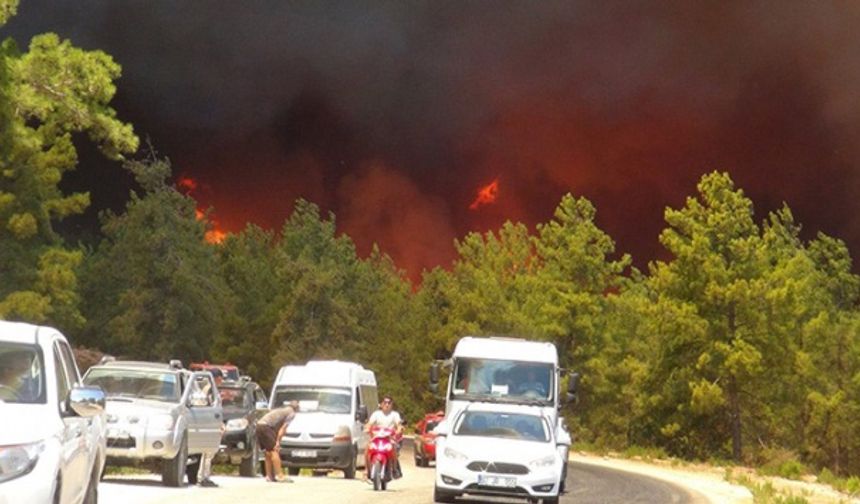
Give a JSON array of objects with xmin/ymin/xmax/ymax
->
[
  {"xmin": 286, "ymin": 412, "xmax": 352, "ymax": 436},
  {"xmin": 0, "ymin": 404, "xmax": 61, "ymax": 445},
  {"xmin": 446, "ymin": 435, "xmax": 557, "ymax": 463},
  {"xmin": 104, "ymin": 397, "xmax": 178, "ymax": 417}
]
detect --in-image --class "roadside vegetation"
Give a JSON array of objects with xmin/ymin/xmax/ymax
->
[{"xmin": 2, "ymin": 0, "xmax": 860, "ymax": 498}]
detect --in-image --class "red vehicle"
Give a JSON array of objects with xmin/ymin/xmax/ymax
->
[
  {"xmin": 368, "ymin": 426, "xmax": 400, "ymax": 491},
  {"xmin": 189, "ymin": 361, "xmax": 240, "ymax": 381},
  {"xmin": 414, "ymin": 411, "xmax": 444, "ymax": 467}
]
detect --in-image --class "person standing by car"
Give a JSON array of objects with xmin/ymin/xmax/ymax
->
[
  {"xmin": 256, "ymin": 400, "xmax": 299, "ymax": 482},
  {"xmin": 196, "ymin": 369, "xmax": 225, "ymax": 487},
  {"xmin": 364, "ymin": 395, "xmax": 403, "ymax": 479},
  {"xmin": 0, "ymin": 350, "xmax": 34, "ymax": 401}
]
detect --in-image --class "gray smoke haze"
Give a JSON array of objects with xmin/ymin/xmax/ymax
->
[{"xmin": 6, "ymin": 1, "xmax": 860, "ymax": 277}]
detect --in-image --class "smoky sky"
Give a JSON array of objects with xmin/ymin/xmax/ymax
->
[{"xmin": 6, "ymin": 1, "xmax": 860, "ymax": 278}]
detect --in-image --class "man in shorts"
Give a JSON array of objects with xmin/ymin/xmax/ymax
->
[{"xmin": 256, "ymin": 400, "xmax": 299, "ymax": 482}]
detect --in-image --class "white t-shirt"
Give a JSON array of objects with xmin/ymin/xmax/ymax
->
[{"xmin": 368, "ymin": 409, "xmax": 402, "ymax": 429}]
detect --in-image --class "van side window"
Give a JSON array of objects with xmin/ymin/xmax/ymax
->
[{"xmin": 359, "ymin": 385, "xmax": 378, "ymax": 410}]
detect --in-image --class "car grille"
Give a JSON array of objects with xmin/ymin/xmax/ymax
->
[
  {"xmin": 107, "ymin": 437, "xmax": 136, "ymax": 449},
  {"xmin": 466, "ymin": 461, "xmax": 529, "ymax": 475},
  {"xmin": 282, "ymin": 433, "xmax": 300, "ymax": 438}
]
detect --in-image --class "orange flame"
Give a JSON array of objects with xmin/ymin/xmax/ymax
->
[
  {"xmin": 469, "ymin": 179, "xmax": 499, "ymax": 210},
  {"xmin": 205, "ymin": 229, "xmax": 227, "ymax": 244},
  {"xmin": 184, "ymin": 179, "xmax": 227, "ymax": 244},
  {"xmin": 178, "ymin": 176, "xmax": 198, "ymax": 194}
]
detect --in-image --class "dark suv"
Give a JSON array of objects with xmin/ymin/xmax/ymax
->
[{"xmin": 214, "ymin": 377, "xmax": 269, "ymax": 476}]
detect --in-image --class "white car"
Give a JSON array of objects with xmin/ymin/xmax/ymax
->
[
  {"xmin": 434, "ymin": 403, "xmax": 564, "ymax": 504},
  {"xmin": 0, "ymin": 321, "xmax": 107, "ymax": 504}
]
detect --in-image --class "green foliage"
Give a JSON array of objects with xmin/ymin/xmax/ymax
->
[
  {"xmin": 0, "ymin": 7, "xmax": 137, "ymax": 328},
  {"xmin": 79, "ymin": 156, "xmax": 226, "ymax": 362}
]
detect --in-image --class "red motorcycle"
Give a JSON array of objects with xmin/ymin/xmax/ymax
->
[{"xmin": 367, "ymin": 426, "xmax": 401, "ymax": 491}]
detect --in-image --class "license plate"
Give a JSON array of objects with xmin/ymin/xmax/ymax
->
[
  {"xmin": 292, "ymin": 449, "xmax": 317, "ymax": 458},
  {"xmin": 478, "ymin": 474, "xmax": 516, "ymax": 487},
  {"xmin": 107, "ymin": 428, "xmax": 129, "ymax": 439}
]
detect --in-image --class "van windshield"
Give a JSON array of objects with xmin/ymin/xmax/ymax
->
[
  {"xmin": 451, "ymin": 358, "xmax": 554, "ymax": 405},
  {"xmin": 272, "ymin": 386, "xmax": 351, "ymax": 414}
]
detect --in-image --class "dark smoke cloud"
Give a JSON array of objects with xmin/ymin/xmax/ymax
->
[{"xmin": 6, "ymin": 1, "xmax": 860, "ymax": 277}]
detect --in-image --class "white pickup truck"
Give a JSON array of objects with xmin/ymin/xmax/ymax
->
[{"xmin": 0, "ymin": 320, "xmax": 107, "ymax": 504}]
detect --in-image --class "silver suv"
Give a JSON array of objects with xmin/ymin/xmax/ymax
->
[{"xmin": 83, "ymin": 360, "xmax": 222, "ymax": 486}]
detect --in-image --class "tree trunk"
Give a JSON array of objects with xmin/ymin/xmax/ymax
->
[{"xmin": 729, "ymin": 374, "xmax": 742, "ymax": 462}]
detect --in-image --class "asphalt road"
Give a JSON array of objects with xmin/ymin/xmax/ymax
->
[{"xmin": 100, "ymin": 443, "xmax": 706, "ymax": 504}]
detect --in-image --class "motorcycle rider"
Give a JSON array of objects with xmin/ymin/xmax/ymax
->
[{"xmin": 365, "ymin": 395, "xmax": 403, "ymax": 479}]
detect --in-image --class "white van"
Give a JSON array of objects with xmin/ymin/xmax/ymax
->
[{"xmin": 269, "ymin": 360, "xmax": 377, "ymax": 479}]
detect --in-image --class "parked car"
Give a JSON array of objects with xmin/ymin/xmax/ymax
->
[
  {"xmin": 0, "ymin": 320, "xmax": 107, "ymax": 504},
  {"xmin": 83, "ymin": 359, "xmax": 222, "ymax": 487},
  {"xmin": 214, "ymin": 377, "xmax": 269, "ymax": 476},
  {"xmin": 414, "ymin": 411, "xmax": 444, "ymax": 467},
  {"xmin": 434, "ymin": 403, "xmax": 564, "ymax": 504},
  {"xmin": 190, "ymin": 361, "xmax": 240, "ymax": 381}
]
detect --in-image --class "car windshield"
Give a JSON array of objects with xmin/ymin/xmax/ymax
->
[
  {"xmin": 272, "ymin": 387, "xmax": 351, "ymax": 414},
  {"xmin": 85, "ymin": 368, "xmax": 180, "ymax": 402},
  {"xmin": 451, "ymin": 358, "xmax": 554, "ymax": 405},
  {"xmin": 0, "ymin": 342, "xmax": 46, "ymax": 404},
  {"xmin": 453, "ymin": 411, "xmax": 550, "ymax": 442},
  {"xmin": 220, "ymin": 387, "xmax": 247, "ymax": 409}
]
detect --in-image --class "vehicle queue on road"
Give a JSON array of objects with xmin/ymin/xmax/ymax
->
[{"xmin": 0, "ymin": 322, "xmax": 574, "ymax": 504}]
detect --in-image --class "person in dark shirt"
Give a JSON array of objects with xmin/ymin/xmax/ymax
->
[{"xmin": 256, "ymin": 400, "xmax": 299, "ymax": 482}]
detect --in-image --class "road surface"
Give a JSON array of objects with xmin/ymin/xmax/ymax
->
[{"xmin": 101, "ymin": 442, "xmax": 706, "ymax": 504}]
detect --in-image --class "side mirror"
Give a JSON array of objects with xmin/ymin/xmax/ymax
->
[
  {"xmin": 565, "ymin": 372, "xmax": 580, "ymax": 404},
  {"xmin": 357, "ymin": 405, "xmax": 368, "ymax": 423},
  {"xmin": 69, "ymin": 386, "xmax": 106, "ymax": 417},
  {"xmin": 429, "ymin": 362, "xmax": 440, "ymax": 393}
]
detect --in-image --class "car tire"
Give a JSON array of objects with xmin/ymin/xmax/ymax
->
[
  {"xmin": 287, "ymin": 466, "xmax": 300, "ymax": 476},
  {"xmin": 83, "ymin": 461, "xmax": 99, "ymax": 504},
  {"xmin": 543, "ymin": 497, "xmax": 560, "ymax": 504},
  {"xmin": 240, "ymin": 441, "xmax": 258, "ymax": 477},
  {"xmin": 343, "ymin": 445, "xmax": 357, "ymax": 479},
  {"xmin": 433, "ymin": 484, "xmax": 457, "ymax": 503},
  {"xmin": 161, "ymin": 434, "xmax": 187, "ymax": 487}
]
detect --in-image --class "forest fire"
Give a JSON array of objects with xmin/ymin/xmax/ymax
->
[
  {"xmin": 469, "ymin": 179, "xmax": 499, "ymax": 210},
  {"xmin": 180, "ymin": 176, "xmax": 227, "ymax": 244}
]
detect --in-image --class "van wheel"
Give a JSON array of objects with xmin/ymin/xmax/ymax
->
[
  {"xmin": 343, "ymin": 445, "xmax": 356, "ymax": 479},
  {"xmin": 287, "ymin": 467, "xmax": 300, "ymax": 476},
  {"xmin": 162, "ymin": 434, "xmax": 187, "ymax": 487}
]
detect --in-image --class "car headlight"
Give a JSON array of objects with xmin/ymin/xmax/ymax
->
[
  {"xmin": 528, "ymin": 454, "xmax": 557, "ymax": 468},
  {"xmin": 225, "ymin": 418, "xmax": 248, "ymax": 431},
  {"xmin": 149, "ymin": 414, "xmax": 175, "ymax": 430},
  {"xmin": 443, "ymin": 446, "xmax": 467, "ymax": 461},
  {"xmin": 0, "ymin": 441, "xmax": 44, "ymax": 483}
]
